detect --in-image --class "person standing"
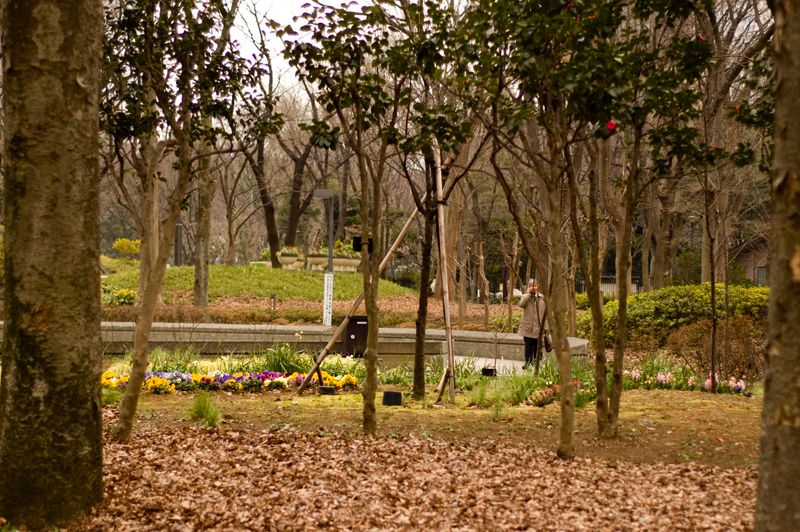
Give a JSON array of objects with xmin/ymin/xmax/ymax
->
[{"xmin": 518, "ymin": 279, "xmax": 547, "ymax": 369}]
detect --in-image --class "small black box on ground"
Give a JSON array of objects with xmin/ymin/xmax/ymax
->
[
  {"xmin": 382, "ymin": 391, "xmax": 403, "ymax": 406},
  {"xmin": 320, "ymin": 385, "xmax": 336, "ymax": 395},
  {"xmin": 481, "ymin": 367, "xmax": 496, "ymax": 377},
  {"xmin": 342, "ymin": 315, "xmax": 368, "ymax": 357}
]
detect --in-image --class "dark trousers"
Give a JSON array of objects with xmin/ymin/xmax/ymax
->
[{"xmin": 523, "ymin": 337, "xmax": 539, "ymax": 366}]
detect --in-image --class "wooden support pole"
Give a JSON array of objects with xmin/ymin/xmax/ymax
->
[{"xmin": 433, "ymin": 144, "xmax": 457, "ymax": 404}]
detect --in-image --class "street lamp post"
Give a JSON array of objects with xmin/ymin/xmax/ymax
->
[{"xmin": 314, "ymin": 188, "xmax": 335, "ymax": 326}]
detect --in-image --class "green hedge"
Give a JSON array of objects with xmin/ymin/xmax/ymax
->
[
  {"xmin": 575, "ymin": 291, "xmax": 614, "ymax": 310},
  {"xmin": 576, "ymin": 284, "xmax": 769, "ymax": 347}
]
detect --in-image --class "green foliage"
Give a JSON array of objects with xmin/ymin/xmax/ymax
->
[
  {"xmin": 100, "ymin": 255, "xmax": 137, "ymax": 276},
  {"xmin": 112, "ymin": 237, "xmax": 141, "ymax": 259},
  {"xmin": 189, "ymin": 393, "xmax": 220, "ymax": 428},
  {"xmin": 575, "ymin": 292, "xmax": 613, "ymax": 310},
  {"xmin": 101, "ymin": 387, "xmax": 123, "ymax": 406},
  {"xmin": 149, "ymin": 347, "xmax": 202, "ymax": 373},
  {"xmin": 279, "ymin": 246, "xmax": 303, "ymax": 259},
  {"xmin": 453, "ymin": 355, "xmax": 485, "ymax": 391},
  {"xmin": 101, "ymin": 264, "xmax": 413, "ymax": 302},
  {"xmin": 489, "ymin": 314, "xmax": 520, "ymax": 334},
  {"xmin": 503, "ymin": 373, "xmax": 541, "ymax": 406},
  {"xmin": 466, "ymin": 380, "xmax": 493, "ymax": 407},
  {"xmin": 379, "ymin": 364, "xmax": 413, "ymax": 386},
  {"xmin": 333, "ymin": 240, "xmax": 358, "ymax": 258},
  {"xmin": 101, "ymin": 286, "xmax": 137, "ymax": 306},
  {"xmin": 261, "ymin": 345, "xmax": 314, "ymax": 374},
  {"xmin": 622, "ymin": 353, "xmax": 751, "ymax": 394},
  {"xmin": 576, "ymin": 284, "xmax": 769, "ymax": 347},
  {"xmin": 259, "ymin": 248, "xmax": 271, "ymax": 261},
  {"xmin": 321, "ymin": 355, "xmax": 366, "ymax": 381}
]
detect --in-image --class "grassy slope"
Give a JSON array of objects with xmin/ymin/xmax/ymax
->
[{"xmin": 103, "ymin": 262, "xmax": 415, "ymax": 301}]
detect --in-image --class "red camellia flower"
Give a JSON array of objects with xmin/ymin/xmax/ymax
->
[{"xmin": 606, "ymin": 120, "xmax": 617, "ymax": 131}]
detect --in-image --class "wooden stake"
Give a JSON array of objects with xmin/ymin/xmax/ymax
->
[{"xmin": 433, "ymin": 144, "xmax": 457, "ymax": 404}]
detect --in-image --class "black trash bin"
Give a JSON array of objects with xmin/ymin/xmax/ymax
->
[{"xmin": 342, "ymin": 315, "xmax": 368, "ymax": 357}]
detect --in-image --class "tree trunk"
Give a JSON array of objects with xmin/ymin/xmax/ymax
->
[
  {"xmin": 251, "ymin": 138, "xmax": 281, "ymax": 267},
  {"xmin": 651, "ymin": 211, "xmax": 674, "ymax": 290},
  {"xmin": 478, "ymin": 240, "xmax": 491, "ymax": 329},
  {"xmin": 547, "ymin": 196, "xmax": 575, "ymax": 460},
  {"xmin": 136, "ymin": 132, "xmax": 164, "ymax": 306},
  {"xmin": 436, "ymin": 179, "xmax": 465, "ymax": 301},
  {"xmin": 193, "ymin": 142, "xmax": 215, "ymax": 307},
  {"xmin": 567, "ymin": 141, "xmax": 610, "ymax": 437},
  {"xmin": 0, "ymin": 0, "xmax": 104, "ymax": 526},
  {"xmin": 115, "ymin": 132, "xmax": 194, "ymax": 442},
  {"xmin": 755, "ymin": 1, "xmax": 800, "ymax": 526},
  {"xmin": 412, "ymin": 205, "xmax": 436, "ymax": 399},
  {"xmin": 359, "ymin": 146, "xmax": 381, "ymax": 435},
  {"xmin": 226, "ymin": 219, "xmax": 237, "ymax": 264},
  {"xmin": 283, "ymin": 144, "xmax": 313, "ymax": 247},
  {"xmin": 607, "ymin": 132, "xmax": 640, "ymax": 436},
  {"xmin": 641, "ymin": 218, "xmax": 653, "ymax": 292}
]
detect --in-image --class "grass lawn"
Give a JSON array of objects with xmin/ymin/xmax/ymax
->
[{"xmin": 103, "ymin": 262, "xmax": 414, "ymax": 302}]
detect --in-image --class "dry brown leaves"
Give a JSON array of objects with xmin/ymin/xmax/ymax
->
[{"xmin": 76, "ymin": 409, "xmax": 756, "ymax": 531}]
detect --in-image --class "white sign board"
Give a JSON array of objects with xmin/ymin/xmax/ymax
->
[{"xmin": 323, "ymin": 272, "xmax": 334, "ymax": 326}]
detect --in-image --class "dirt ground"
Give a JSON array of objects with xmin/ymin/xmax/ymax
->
[
  {"xmin": 74, "ymin": 389, "xmax": 762, "ymax": 531},
  {"xmin": 126, "ymin": 387, "xmax": 763, "ymax": 469}
]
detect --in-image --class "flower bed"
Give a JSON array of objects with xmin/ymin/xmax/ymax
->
[
  {"xmin": 101, "ymin": 369, "xmax": 359, "ymax": 395},
  {"xmin": 623, "ymin": 369, "xmax": 748, "ymax": 394}
]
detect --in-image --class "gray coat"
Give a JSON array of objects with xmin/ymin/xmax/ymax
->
[{"xmin": 517, "ymin": 292, "xmax": 547, "ymax": 338}]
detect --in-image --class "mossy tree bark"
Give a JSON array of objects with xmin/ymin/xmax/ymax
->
[
  {"xmin": 0, "ymin": 0, "xmax": 104, "ymax": 526},
  {"xmin": 755, "ymin": 1, "xmax": 800, "ymax": 527}
]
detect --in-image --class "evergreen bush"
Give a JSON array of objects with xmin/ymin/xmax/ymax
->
[{"xmin": 576, "ymin": 283, "xmax": 769, "ymax": 347}]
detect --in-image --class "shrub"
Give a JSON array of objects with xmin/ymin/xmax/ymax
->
[
  {"xmin": 666, "ymin": 316, "xmax": 766, "ymax": 381},
  {"xmin": 308, "ymin": 245, "xmax": 329, "ymax": 256},
  {"xmin": 576, "ymin": 283, "xmax": 769, "ymax": 348},
  {"xmin": 101, "ymin": 286, "xmax": 136, "ymax": 306},
  {"xmin": 278, "ymin": 246, "xmax": 303, "ymax": 259},
  {"xmin": 112, "ymin": 238, "xmax": 141, "ymax": 259},
  {"xmin": 189, "ymin": 393, "xmax": 220, "ymax": 427},
  {"xmin": 575, "ymin": 292, "xmax": 613, "ymax": 310},
  {"xmin": 334, "ymin": 239, "xmax": 358, "ymax": 258},
  {"xmin": 259, "ymin": 248, "xmax": 271, "ymax": 261}
]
